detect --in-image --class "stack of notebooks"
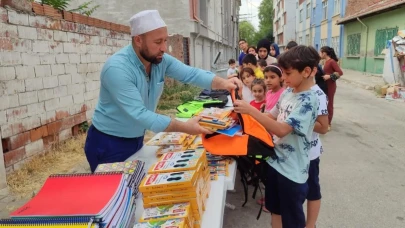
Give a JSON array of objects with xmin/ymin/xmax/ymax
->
[
  {"xmin": 135, "ymin": 149, "xmax": 211, "ymax": 228},
  {"xmin": 196, "ymin": 107, "xmax": 243, "ymax": 137},
  {"xmin": 2, "ymin": 160, "xmax": 145, "ymax": 228},
  {"xmin": 147, "ymin": 132, "xmax": 203, "ymax": 156}
]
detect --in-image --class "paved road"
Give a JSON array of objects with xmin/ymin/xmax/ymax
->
[{"xmin": 224, "ymin": 81, "xmax": 405, "ymax": 227}]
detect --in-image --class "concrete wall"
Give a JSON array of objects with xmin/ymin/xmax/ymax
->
[{"xmin": 341, "ymin": 6, "xmax": 405, "ymax": 74}]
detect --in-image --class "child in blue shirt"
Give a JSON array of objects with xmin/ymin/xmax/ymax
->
[{"xmin": 233, "ymin": 45, "xmax": 321, "ymax": 228}]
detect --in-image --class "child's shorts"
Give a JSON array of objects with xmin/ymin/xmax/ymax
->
[
  {"xmin": 265, "ymin": 164, "xmax": 308, "ymax": 228},
  {"xmin": 307, "ymin": 157, "xmax": 322, "ymax": 201}
]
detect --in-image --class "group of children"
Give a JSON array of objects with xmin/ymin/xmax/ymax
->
[{"xmin": 229, "ymin": 40, "xmax": 343, "ymax": 228}]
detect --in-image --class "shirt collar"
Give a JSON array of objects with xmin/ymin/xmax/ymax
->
[{"xmin": 127, "ymin": 44, "xmax": 145, "ymax": 70}]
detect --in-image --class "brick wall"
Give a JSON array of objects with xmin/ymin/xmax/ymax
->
[{"xmin": 0, "ymin": 1, "xmax": 187, "ymax": 173}]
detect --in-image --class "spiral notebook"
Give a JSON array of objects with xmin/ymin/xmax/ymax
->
[
  {"xmin": 0, "ymin": 217, "xmax": 98, "ymax": 227},
  {"xmin": 10, "ymin": 172, "xmax": 125, "ymax": 218}
]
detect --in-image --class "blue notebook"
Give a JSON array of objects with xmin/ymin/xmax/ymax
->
[{"xmin": 216, "ymin": 125, "xmax": 242, "ymax": 137}]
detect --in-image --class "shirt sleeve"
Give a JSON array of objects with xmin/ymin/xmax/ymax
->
[
  {"xmin": 284, "ymin": 93, "xmax": 318, "ymax": 136},
  {"xmin": 317, "ymin": 93, "xmax": 328, "ymax": 116},
  {"xmin": 164, "ymin": 54, "xmax": 215, "ymax": 89},
  {"xmin": 102, "ymin": 66, "xmax": 171, "ymax": 133},
  {"xmin": 331, "ymin": 60, "xmax": 343, "ymax": 76}
]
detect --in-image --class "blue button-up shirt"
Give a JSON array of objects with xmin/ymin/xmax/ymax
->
[{"xmin": 92, "ymin": 44, "xmax": 215, "ymax": 138}]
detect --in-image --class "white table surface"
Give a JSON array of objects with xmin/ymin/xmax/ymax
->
[{"xmin": 127, "ymin": 133, "xmax": 235, "ymax": 228}]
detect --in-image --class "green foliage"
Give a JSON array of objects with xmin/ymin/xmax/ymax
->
[
  {"xmin": 79, "ymin": 122, "xmax": 89, "ymax": 133},
  {"xmin": 69, "ymin": 1, "xmax": 100, "ymax": 16},
  {"xmin": 41, "ymin": 0, "xmax": 69, "ymax": 11},
  {"xmin": 239, "ymin": 0, "xmax": 274, "ymax": 46},
  {"xmin": 239, "ymin": 20, "xmax": 256, "ymax": 46}
]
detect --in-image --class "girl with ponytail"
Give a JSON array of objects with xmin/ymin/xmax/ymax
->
[{"xmin": 320, "ymin": 46, "xmax": 343, "ymax": 131}]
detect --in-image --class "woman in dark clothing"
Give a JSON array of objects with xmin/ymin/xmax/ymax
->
[
  {"xmin": 320, "ymin": 46, "xmax": 343, "ymax": 131},
  {"xmin": 315, "ymin": 65, "xmax": 327, "ymax": 95}
]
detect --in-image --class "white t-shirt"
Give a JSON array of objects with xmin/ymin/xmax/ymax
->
[
  {"xmin": 242, "ymin": 85, "xmax": 254, "ymax": 103},
  {"xmin": 309, "ymin": 85, "xmax": 328, "ymax": 160},
  {"xmin": 227, "ymin": 68, "xmax": 237, "ymax": 76}
]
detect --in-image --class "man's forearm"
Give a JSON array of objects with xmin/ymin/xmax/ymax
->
[
  {"xmin": 164, "ymin": 119, "xmax": 189, "ymax": 133},
  {"xmin": 211, "ymin": 76, "xmax": 227, "ymax": 90}
]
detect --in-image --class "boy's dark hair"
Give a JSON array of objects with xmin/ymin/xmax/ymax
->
[
  {"xmin": 277, "ymin": 45, "xmax": 320, "ymax": 72},
  {"xmin": 286, "ymin": 41, "xmax": 298, "ymax": 50},
  {"xmin": 228, "ymin": 59, "xmax": 236, "ymax": 65},
  {"xmin": 242, "ymin": 54, "xmax": 257, "ymax": 66},
  {"xmin": 258, "ymin": 59, "xmax": 267, "ymax": 67},
  {"xmin": 239, "ymin": 39, "xmax": 247, "ymax": 43}
]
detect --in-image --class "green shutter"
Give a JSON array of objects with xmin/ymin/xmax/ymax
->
[
  {"xmin": 347, "ymin": 33, "xmax": 361, "ymax": 56},
  {"xmin": 374, "ymin": 27, "xmax": 398, "ymax": 56}
]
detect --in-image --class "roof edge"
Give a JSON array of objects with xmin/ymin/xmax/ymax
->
[{"xmin": 337, "ymin": 1, "xmax": 405, "ymax": 25}]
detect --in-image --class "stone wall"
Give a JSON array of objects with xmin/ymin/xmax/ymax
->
[{"xmin": 0, "ymin": 0, "xmax": 187, "ymax": 174}]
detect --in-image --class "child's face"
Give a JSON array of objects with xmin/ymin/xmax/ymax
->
[
  {"xmin": 251, "ymin": 84, "xmax": 265, "ymax": 101},
  {"xmin": 260, "ymin": 65, "xmax": 266, "ymax": 71},
  {"xmin": 319, "ymin": 51, "xmax": 326, "ymax": 59},
  {"xmin": 258, "ymin": 48, "xmax": 268, "ymax": 59},
  {"xmin": 229, "ymin": 63, "xmax": 236, "ymax": 69},
  {"xmin": 248, "ymin": 48, "xmax": 256, "ymax": 55},
  {"xmin": 281, "ymin": 67, "xmax": 312, "ymax": 88},
  {"xmin": 264, "ymin": 71, "xmax": 282, "ymax": 91},
  {"xmin": 270, "ymin": 46, "xmax": 276, "ymax": 56},
  {"xmin": 242, "ymin": 72, "xmax": 255, "ymax": 87}
]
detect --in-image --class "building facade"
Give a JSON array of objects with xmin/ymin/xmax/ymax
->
[
  {"xmin": 69, "ymin": 0, "xmax": 241, "ymax": 71},
  {"xmin": 273, "ymin": 0, "xmax": 297, "ymax": 51},
  {"xmin": 337, "ymin": 0, "xmax": 405, "ymax": 74},
  {"xmin": 295, "ymin": 0, "xmax": 347, "ymax": 56}
]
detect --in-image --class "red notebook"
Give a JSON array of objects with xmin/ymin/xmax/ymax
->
[{"xmin": 10, "ymin": 172, "xmax": 124, "ymax": 218}]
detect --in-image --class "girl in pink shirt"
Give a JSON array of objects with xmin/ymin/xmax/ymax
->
[{"xmin": 264, "ymin": 64, "xmax": 284, "ymax": 112}]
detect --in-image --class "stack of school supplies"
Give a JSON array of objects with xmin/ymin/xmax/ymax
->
[
  {"xmin": 9, "ymin": 172, "xmax": 133, "ymax": 228},
  {"xmin": 206, "ymin": 153, "xmax": 232, "ymax": 181},
  {"xmin": 147, "ymin": 132, "xmax": 199, "ymax": 156},
  {"xmin": 137, "ymin": 149, "xmax": 211, "ymax": 228},
  {"xmin": 94, "ymin": 160, "xmax": 146, "ymax": 227},
  {"xmin": 196, "ymin": 107, "xmax": 234, "ymax": 130}
]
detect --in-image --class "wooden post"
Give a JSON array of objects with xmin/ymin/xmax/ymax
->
[{"xmin": 0, "ymin": 131, "xmax": 9, "ymax": 196}]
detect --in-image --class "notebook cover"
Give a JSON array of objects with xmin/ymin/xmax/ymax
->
[
  {"xmin": 0, "ymin": 216, "xmax": 97, "ymax": 227},
  {"xmin": 10, "ymin": 173, "xmax": 124, "ymax": 218}
]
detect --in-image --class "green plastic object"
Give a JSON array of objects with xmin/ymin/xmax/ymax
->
[{"xmin": 175, "ymin": 100, "xmax": 223, "ymax": 118}]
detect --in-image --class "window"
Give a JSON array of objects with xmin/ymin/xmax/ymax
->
[
  {"xmin": 331, "ymin": 36, "xmax": 340, "ymax": 57},
  {"xmin": 278, "ymin": 33, "xmax": 284, "ymax": 45},
  {"xmin": 347, "ymin": 33, "xmax": 361, "ymax": 56},
  {"xmin": 299, "ymin": 37, "xmax": 303, "ymax": 44},
  {"xmin": 183, "ymin": 38, "xmax": 190, "ymax": 65},
  {"xmin": 375, "ymin": 27, "xmax": 398, "ymax": 55},
  {"xmin": 284, "ymin": 12, "xmax": 287, "ymax": 25},
  {"xmin": 199, "ymin": 0, "xmax": 208, "ymax": 24},
  {"xmin": 307, "ymin": 4, "xmax": 311, "ymax": 18},
  {"xmin": 322, "ymin": 1, "xmax": 327, "ymax": 20},
  {"xmin": 306, "ymin": 34, "xmax": 310, "ymax": 45},
  {"xmin": 334, "ymin": 0, "xmax": 340, "ymax": 15},
  {"xmin": 320, "ymin": 38, "xmax": 327, "ymax": 47},
  {"xmin": 300, "ymin": 9, "xmax": 303, "ymax": 22}
]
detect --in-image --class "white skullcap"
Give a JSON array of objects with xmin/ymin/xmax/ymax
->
[{"xmin": 129, "ymin": 10, "xmax": 167, "ymax": 36}]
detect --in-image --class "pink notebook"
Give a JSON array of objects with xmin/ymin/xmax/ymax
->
[{"xmin": 11, "ymin": 172, "xmax": 124, "ymax": 218}]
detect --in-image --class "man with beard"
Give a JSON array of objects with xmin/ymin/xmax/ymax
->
[
  {"xmin": 84, "ymin": 10, "xmax": 243, "ymax": 172},
  {"xmin": 256, "ymin": 39, "xmax": 277, "ymax": 65}
]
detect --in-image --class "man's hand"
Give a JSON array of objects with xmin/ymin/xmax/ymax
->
[
  {"xmin": 184, "ymin": 116, "xmax": 214, "ymax": 135},
  {"xmin": 212, "ymin": 76, "xmax": 243, "ymax": 92}
]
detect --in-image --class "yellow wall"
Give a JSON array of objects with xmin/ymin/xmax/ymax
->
[
  {"xmin": 321, "ymin": 20, "xmax": 328, "ymax": 39},
  {"xmin": 331, "ymin": 15, "xmax": 340, "ymax": 37}
]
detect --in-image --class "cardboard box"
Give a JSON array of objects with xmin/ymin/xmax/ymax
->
[
  {"xmin": 140, "ymin": 171, "xmax": 199, "ymax": 193},
  {"xmin": 139, "ymin": 203, "xmax": 194, "ymax": 228}
]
